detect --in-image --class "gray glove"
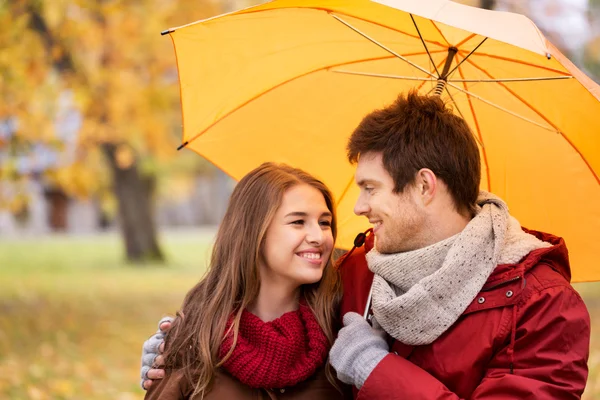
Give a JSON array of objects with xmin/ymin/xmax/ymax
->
[
  {"xmin": 329, "ymin": 312, "xmax": 389, "ymax": 389},
  {"xmin": 140, "ymin": 316, "xmax": 173, "ymax": 389}
]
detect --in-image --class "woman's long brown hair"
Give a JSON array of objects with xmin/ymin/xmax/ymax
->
[{"xmin": 163, "ymin": 162, "xmax": 343, "ymax": 397}]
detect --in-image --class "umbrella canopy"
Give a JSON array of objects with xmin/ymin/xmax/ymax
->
[{"xmin": 163, "ymin": 0, "xmax": 600, "ymax": 282}]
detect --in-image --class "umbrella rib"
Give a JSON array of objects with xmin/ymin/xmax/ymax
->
[
  {"xmin": 410, "ymin": 14, "xmax": 440, "ymax": 77},
  {"xmin": 445, "ymin": 82, "xmax": 557, "ymax": 132},
  {"xmin": 464, "ymin": 58, "xmax": 600, "ymax": 185},
  {"xmin": 444, "ymin": 85, "xmax": 466, "ymax": 122},
  {"xmin": 330, "ymin": 70, "xmax": 437, "ymax": 81},
  {"xmin": 449, "ymin": 76, "xmax": 574, "ymax": 83},
  {"xmin": 328, "ymin": 53, "xmax": 424, "ymax": 70},
  {"xmin": 455, "ymin": 33, "xmax": 477, "ymax": 49},
  {"xmin": 447, "ymin": 37, "xmax": 488, "ymax": 77},
  {"xmin": 324, "ymin": 10, "xmax": 448, "ymax": 48},
  {"xmin": 168, "ymin": 6, "xmax": 448, "ymax": 50},
  {"xmin": 328, "ymin": 49, "xmax": 447, "ymax": 77},
  {"xmin": 237, "ymin": 7, "xmax": 449, "ymax": 48},
  {"xmin": 463, "ymin": 52, "xmax": 572, "ymax": 75},
  {"xmin": 181, "ymin": 55, "xmax": 414, "ymax": 147},
  {"xmin": 328, "ymin": 69, "xmax": 570, "ymax": 90},
  {"xmin": 330, "ymin": 14, "xmax": 436, "ymax": 78},
  {"xmin": 455, "ymin": 63, "xmax": 491, "ymax": 192},
  {"xmin": 443, "ymin": 86, "xmax": 485, "ymax": 149},
  {"xmin": 335, "ymin": 174, "xmax": 357, "ymax": 209},
  {"xmin": 430, "ymin": 20, "xmax": 451, "ymax": 47},
  {"xmin": 418, "ymin": 57, "xmax": 448, "ymax": 93}
]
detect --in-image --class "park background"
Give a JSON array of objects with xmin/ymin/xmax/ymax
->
[{"xmin": 1, "ymin": 0, "xmax": 599, "ymax": 398}]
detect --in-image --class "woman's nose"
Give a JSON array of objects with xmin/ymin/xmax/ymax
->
[{"xmin": 306, "ymin": 224, "xmax": 324, "ymax": 244}]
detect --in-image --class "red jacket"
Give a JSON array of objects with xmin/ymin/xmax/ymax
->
[{"xmin": 338, "ymin": 230, "xmax": 590, "ymax": 399}]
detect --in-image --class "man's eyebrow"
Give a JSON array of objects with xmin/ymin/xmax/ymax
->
[{"xmin": 356, "ymin": 179, "xmax": 378, "ymax": 187}]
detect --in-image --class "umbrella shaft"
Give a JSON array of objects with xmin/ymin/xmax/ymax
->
[
  {"xmin": 441, "ymin": 47, "xmax": 458, "ymax": 79},
  {"xmin": 433, "ymin": 80, "xmax": 447, "ymax": 96},
  {"xmin": 433, "ymin": 47, "xmax": 458, "ymax": 96}
]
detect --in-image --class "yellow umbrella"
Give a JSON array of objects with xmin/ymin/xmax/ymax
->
[{"xmin": 162, "ymin": 0, "xmax": 600, "ymax": 282}]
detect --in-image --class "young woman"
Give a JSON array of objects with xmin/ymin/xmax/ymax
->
[{"xmin": 145, "ymin": 162, "xmax": 346, "ymax": 400}]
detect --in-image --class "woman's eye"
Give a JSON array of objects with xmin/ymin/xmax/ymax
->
[
  {"xmin": 291, "ymin": 220, "xmax": 304, "ymax": 225},
  {"xmin": 365, "ymin": 187, "xmax": 374, "ymax": 193},
  {"xmin": 319, "ymin": 220, "xmax": 332, "ymax": 227}
]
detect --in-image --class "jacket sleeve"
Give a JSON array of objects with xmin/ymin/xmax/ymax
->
[
  {"xmin": 357, "ymin": 284, "xmax": 590, "ymax": 400},
  {"xmin": 144, "ymin": 369, "xmax": 193, "ymax": 400}
]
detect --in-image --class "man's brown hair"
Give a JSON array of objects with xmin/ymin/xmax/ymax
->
[{"xmin": 347, "ymin": 91, "xmax": 481, "ymax": 215}]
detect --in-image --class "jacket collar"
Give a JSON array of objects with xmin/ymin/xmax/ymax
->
[{"xmin": 485, "ymin": 228, "xmax": 570, "ymax": 286}]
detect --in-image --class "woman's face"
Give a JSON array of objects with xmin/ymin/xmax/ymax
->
[{"xmin": 261, "ymin": 184, "xmax": 334, "ymax": 290}]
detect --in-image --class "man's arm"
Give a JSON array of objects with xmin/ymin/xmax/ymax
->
[{"xmin": 355, "ymin": 285, "xmax": 590, "ymax": 399}]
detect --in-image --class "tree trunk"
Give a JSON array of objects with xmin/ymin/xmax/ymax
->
[
  {"xmin": 24, "ymin": 1, "xmax": 164, "ymax": 263},
  {"xmin": 44, "ymin": 188, "xmax": 69, "ymax": 231},
  {"xmin": 102, "ymin": 143, "xmax": 164, "ymax": 263},
  {"xmin": 480, "ymin": 0, "xmax": 496, "ymax": 9}
]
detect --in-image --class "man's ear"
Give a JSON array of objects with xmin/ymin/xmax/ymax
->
[{"xmin": 415, "ymin": 168, "xmax": 437, "ymax": 205}]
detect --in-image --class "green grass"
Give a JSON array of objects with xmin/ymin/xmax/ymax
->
[
  {"xmin": 0, "ymin": 229, "xmax": 215, "ymax": 400},
  {"xmin": 0, "ymin": 230, "xmax": 598, "ymax": 399}
]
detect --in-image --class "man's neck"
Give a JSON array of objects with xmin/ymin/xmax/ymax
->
[
  {"xmin": 435, "ymin": 211, "xmax": 471, "ymax": 242},
  {"xmin": 421, "ymin": 207, "xmax": 472, "ymax": 248}
]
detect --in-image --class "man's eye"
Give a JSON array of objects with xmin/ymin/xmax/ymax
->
[{"xmin": 365, "ymin": 187, "xmax": 374, "ymax": 193}]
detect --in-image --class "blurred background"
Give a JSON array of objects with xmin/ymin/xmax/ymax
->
[{"xmin": 0, "ymin": 0, "xmax": 598, "ymax": 398}]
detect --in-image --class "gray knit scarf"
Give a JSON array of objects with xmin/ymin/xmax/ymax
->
[{"xmin": 366, "ymin": 191, "xmax": 551, "ymax": 346}]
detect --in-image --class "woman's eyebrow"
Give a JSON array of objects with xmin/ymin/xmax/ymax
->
[
  {"xmin": 284, "ymin": 211, "xmax": 332, "ymax": 218},
  {"xmin": 284, "ymin": 211, "xmax": 308, "ymax": 218}
]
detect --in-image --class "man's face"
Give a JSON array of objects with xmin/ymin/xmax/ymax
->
[{"xmin": 354, "ymin": 152, "xmax": 427, "ymax": 254}]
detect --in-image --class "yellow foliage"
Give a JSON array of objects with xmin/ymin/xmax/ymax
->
[
  {"xmin": 1, "ymin": 0, "xmax": 222, "ymax": 205},
  {"xmin": 50, "ymin": 379, "xmax": 76, "ymax": 397},
  {"xmin": 46, "ymin": 152, "xmax": 108, "ymax": 199},
  {"xmin": 26, "ymin": 386, "xmax": 47, "ymax": 400}
]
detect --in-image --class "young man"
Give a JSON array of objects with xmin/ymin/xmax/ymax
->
[{"xmin": 141, "ymin": 92, "xmax": 590, "ymax": 399}]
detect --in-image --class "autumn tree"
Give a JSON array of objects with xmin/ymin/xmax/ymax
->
[
  {"xmin": 586, "ymin": 0, "xmax": 600, "ymax": 81},
  {"xmin": 1, "ymin": 0, "xmax": 220, "ymax": 262}
]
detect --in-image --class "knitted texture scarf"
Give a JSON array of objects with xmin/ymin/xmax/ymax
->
[
  {"xmin": 366, "ymin": 191, "xmax": 551, "ymax": 346},
  {"xmin": 219, "ymin": 304, "xmax": 329, "ymax": 388}
]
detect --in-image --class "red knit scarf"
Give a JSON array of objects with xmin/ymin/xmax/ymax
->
[{"xmin": 219, "ymin": 304, "xmax": 329, "ymax": 389}]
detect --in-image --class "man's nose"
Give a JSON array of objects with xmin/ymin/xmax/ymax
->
[{"xmin": 354, "ymin": 196, "xmax": 370, "ymax": 216}]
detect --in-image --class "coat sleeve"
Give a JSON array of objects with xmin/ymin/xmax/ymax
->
[
  {"xmin": 357, "ymin": 284, "xmax": 590, "ymax": 400},
  {"xmin": 144, "ymin": 369, "xmax": 193, "ymax": 400}
]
